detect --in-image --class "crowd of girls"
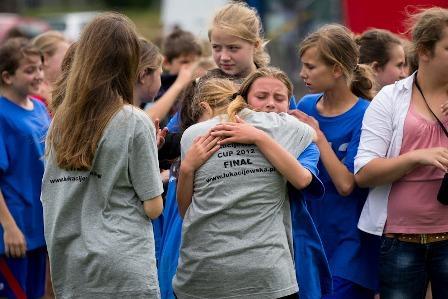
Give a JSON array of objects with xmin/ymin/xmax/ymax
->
[{"xmin": 0, "ymin": 2, "xmax": 447, "ymax": 299}]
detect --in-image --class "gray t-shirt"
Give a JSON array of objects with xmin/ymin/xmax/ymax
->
[
  {"xmin": 41, "ymin": 106, "xmax": 163, "ymax": 299},
  {"xmin": 173, "ymin": 109, "xmax": 314, "ymax": 299}
]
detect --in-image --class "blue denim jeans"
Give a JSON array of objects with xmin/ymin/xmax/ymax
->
[{"xmin": 380, "ymin": 236, "xmax": 448, "ymax": 299}]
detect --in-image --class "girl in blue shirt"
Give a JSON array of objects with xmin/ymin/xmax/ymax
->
[{"xmin": 294, "ymin": 24, "xmax": 380, "ymax": 299}]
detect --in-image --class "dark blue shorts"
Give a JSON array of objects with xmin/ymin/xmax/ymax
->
[{"xmin": 0, "ymin": 247, "xmax": 46, "ymax": 299}]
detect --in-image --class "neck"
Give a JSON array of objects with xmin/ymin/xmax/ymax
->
[
  {"xmin": 134, "ymin": 85, "xmax": 143, "ymax": 108},
  {"xmin": 1, "ymin": 89, "xmax": 32, "ymax": 108},
  {"xmin": 240, "ymin": 62, "xmax": 257, "ymax": 78},
  {"xmin": 417, "ymin": 66, "xmax": 448, "ymax": 96},
  {"xmin": 322, "ymin": 81, "xmax": 358, "ymax": 109}
]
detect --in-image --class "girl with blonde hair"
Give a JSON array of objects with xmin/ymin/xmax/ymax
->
[
  {"xmin": 41, "ymin": 13, "xmax": 163, "ymax": 298},
  {"xmin": 158, "ymin": 3, "xmax": 274, "ymax": 298},
  {"xmin": 173, "ymin": 72, "xmax": 315, "ymax": 298},
  {"xmin": 32, "ymin": 31, "xmax": 71, "ymax": 103}
]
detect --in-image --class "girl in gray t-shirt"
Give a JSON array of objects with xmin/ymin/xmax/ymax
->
[
  {"xmin": 173, "ymin": 72, "xmax": 315, "ymax": 299},
  {"xmin": 41, "ymin": 14, "xmax": 163, "ymax": 299}
]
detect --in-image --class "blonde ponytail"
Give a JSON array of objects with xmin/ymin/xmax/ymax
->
[{"xmin": 226, "ymin": 95, "xmax": 249, "ymax": 122}]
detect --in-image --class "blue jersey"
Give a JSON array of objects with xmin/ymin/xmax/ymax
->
[
  {"xmin": 297, "ymin": 94, "xmax": 379, "ymax": 290},
  {"xmin": 0, "ymin": 97, "xmax": 50, "ymax": 254},
  {"xmin": 289, "ymin": 143, "xmax": 332, "ymax": 299}
]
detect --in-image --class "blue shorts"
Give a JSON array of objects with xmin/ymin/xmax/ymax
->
[
  {"xmin": 323, "ymin": 276, "xmax": 375, "ymax": 299},
  {"xmin": 0, "ymin": 247, "xmax": 46, "ymax": 299}
]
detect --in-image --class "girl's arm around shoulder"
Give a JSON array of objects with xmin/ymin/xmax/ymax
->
[{"xmin": 211, "ymin": 116, "xmax": 313, "ymax": 190}]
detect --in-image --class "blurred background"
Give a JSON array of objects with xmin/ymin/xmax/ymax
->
[{"xmin": 1, "ymin": 0, "xmax": 447, "ymax": 95}]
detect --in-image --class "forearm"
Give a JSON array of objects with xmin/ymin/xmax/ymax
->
[
  {"xmin": 0, "ymin": 189, "xmax": 16, "ymax": 230},
  {"xmin": 147, "ymin": 82, "xmax": 185, "ymax": 122},
  {"xmin": 143, "ymin": 195, "xmax": 163, "ymax": 219},
  {"xmin": 316, "ymin": 135, "xmax": 356, "ymax": 196},
  {"xmin": 355, "ymin": 152, "xmax": 419, "ymax": 188},
  {"xmin": 177, "ymin": 163, "xmax": 195, "ymax": 218},
  {"xmin": 255, "ymin": 132, "xmax": 312, "ymax": 189}
]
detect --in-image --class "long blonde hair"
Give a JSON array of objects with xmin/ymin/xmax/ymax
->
[
  {"xmin": 47, "ymin": 12, "xmax": 140, "ymax": 170},
  {"xmin": 208, "ymin": 1, "xmax": 270, "ymax": 68},
  {"xmin": 300, "ymin": 24, "xmax": 375, "ymax": 100}
]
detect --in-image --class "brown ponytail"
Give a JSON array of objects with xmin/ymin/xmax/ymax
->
[{"xmin": 350, "ymin": 64, "xmax": 375, "ymax": 100}]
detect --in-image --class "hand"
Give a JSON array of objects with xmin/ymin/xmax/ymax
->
[
  {"xmin": 3, "ymin": 223, "xmax": 26, "ymax": 258},
  {"xmin": 160, "ymin": 169, "xmax": 170, "ymax": 184},
  {"xmin": 210, "ymin": 115, "xmax": 265, "ymax": 145},
  {"xmin": 442, "ymin": 102, "xmax": 448, "ymax": 116},
  {"xmin": 154, "ymin": 119, "xmax": 168, "ymax": 149},
  {"xmin": 410, "ymin": 147, "xmax": 448, "ymax": 172},
  {"xmin": 182, "ymin": 134, "xmax": 221, "ymax": 173},
  {"xmin": 174, "ymin": 62, "xmax": 200, "ymax": 88},
  {"xmin": 288, "ymin": 110, "xmax": 321, "ymax": 142}
]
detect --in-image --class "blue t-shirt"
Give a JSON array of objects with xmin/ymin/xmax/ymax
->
[
  {"xmin": 0, "ymin": 97, "xmax": 50, "ymax": 254},
  {"xmin": 296, "ymin": 94, "xmax": 380, "ymax": 290}
]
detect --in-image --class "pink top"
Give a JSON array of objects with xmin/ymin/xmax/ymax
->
[{"xmin": 385, "ymin": 103, "xmax": 448, "ymax": 234}]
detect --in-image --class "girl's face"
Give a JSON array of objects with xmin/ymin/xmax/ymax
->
[
  {"xmin": 375, "ymin": 44, "xmax": 406, "ymax": 88},
  {"xmin": 43, "ymin": 41, "xmax": 70, "ymax": 84},
  {"xmin": 424, "ymin": 26, "xmax": 448, "ymax": 80},
  {"xmin": 300, "ymin": 47, "xmax": 336, "ymax": 93},
  {"xmin": 139, "ymin": 67, "xmax": 162, "ymax": 103},
  {"xmin": 210, "ymin": 27, "xmax": 257, "ymax": 78},
  {"xmin": 4, "ymin": 55, "xmax": 43, "ymax": 97},
  {"xmin": 247, "ymin": 77, "xmax": 289, "ymax": 113}
]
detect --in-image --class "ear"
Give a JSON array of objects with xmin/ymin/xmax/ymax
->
[
  {"xmin": 332, "ymin": 64, "xmax": 344, "ymax": 79},
  {"xmin": 163, "ymin": 56, "xmax": 171, "ymax": 71},
  {"xmin": 200, "ymin": 102, "xmax": 213, "ymax": 116},
  {"xmin": 370, "ymin": 61, "xmax": 381, "ymax": 74},
  {"xmin": 417, "ymin": 47, "xmax": 432, "ymax": 63},
  {"xmin": 137, "ymin": 70, "xmax": 146, "ymax": 85},
  {"xmin": 1, "ymin": 70, "xmax": 12, "ymax": 86}
]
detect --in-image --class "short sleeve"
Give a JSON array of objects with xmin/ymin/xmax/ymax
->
[
  {"xmin": 129, "ymin": 116, "xmax": 163, "ymax": 201},
  {"xmin": 297, "ymin": 143, "xmax": 325, "ymax": 200},
  {"xmin": 298, "ymin": 143, "xmax": 319, "ymax": 176}
]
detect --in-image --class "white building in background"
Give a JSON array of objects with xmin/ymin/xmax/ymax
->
[{"xmin": 161, "ymin": 0, "xmax": 227, "ymax": 39}]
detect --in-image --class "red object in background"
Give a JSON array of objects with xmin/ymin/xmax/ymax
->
[{"xmin": 342, "ymin": 0, "xmax": 448, "ymax": 35}]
